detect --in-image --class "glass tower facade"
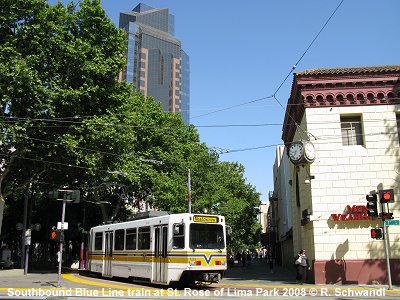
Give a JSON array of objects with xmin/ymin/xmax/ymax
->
[{"xmin": 119, "ymin": 3, "xmax": 190, "ymax": 124}]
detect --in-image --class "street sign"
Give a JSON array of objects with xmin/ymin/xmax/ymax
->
[
  {"xmin": 57, "ymin": 222, "xmax": 69, "ymax": 230},
  {"xmin": 49, "ymin": 189, "xmax": 80, "ymax": 203},
  {"xmin": 384, "ymin": 219, "xmax": 400, "ymax": 226},
  {"xmin": 25, "ymin": 229, "xmax": 32, "ymax": 245}
]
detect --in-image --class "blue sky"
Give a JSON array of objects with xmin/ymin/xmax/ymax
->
[{"xmin": 49, "ymin": 0, "xmax": 399, "ymax": 202}]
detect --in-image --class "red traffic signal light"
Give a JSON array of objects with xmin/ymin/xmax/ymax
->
[
  {"xmin": 379, "ymin": 189, "xmax": 394, "ymax": 203},
  {"xmin": 50, "ymin": 230, "xmax": 61, "ymax": 241},
  {"xmin": 370, "ymin": 228, "xmax": 382, "ymax": 239}
]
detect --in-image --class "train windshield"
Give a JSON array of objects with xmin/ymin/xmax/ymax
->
[{"xmin": 189, "ymin": 223, "xmax": 225, "ymax": 250}]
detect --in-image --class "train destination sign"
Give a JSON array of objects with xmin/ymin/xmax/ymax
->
[{"xmin": 193, "ymin": 215, "xmax": 218, "ymax": 223}]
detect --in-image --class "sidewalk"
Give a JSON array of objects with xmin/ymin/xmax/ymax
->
[
  {"xmin": 222, "ymin": 258, "xmax": 294, "ymax": 285},
  {"xmin": 221, "ymin": 258, "xmax": 400, "ymax": 296},
  {"xmin": 1, "ymin": 259, "xmax": 399, "ymax": 296}
]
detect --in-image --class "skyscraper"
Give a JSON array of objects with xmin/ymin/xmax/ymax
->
[{"xmin": 119, "ymin": 3, "xmax": 190, "ymax": 124}]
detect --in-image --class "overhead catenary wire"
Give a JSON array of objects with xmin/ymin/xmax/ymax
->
[
  {"xmin": 191, "ymin": 0, "xmax": 345, "ymax": 120},
  {"xmin": 2, "ymin": 129, "xmax": 398, "ymax": 159},
  {"xmin": 191, "ymin": 95, "xmax": 275, "ymax": 119},
  {"xmin": 1, "ymin": 114, "xmax": 399, "ymax": 128},
  {"xmin": 1, "ymin": 0, "xmax": 391, "ymax": 156}
]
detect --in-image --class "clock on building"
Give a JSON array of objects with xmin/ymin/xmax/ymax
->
[
  {"xmin": 287, "ymin": 140, "xmax": 316, "ymax": 165},
  {"xmin": 288, "ymin": 141, "xmax": 304, "ymax": 164},
  {"xmin": 303, "ymin": 141, "xmax": 316, "ymax": 163}
]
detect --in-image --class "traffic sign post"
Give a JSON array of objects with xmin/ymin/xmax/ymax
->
[
  {"xmin": 383, "ymin": 222, "xmax": 393, "ymax": 290},
  {"xmin": 57, "ymin": 198, "xmax": 73, "ymax": 287}
]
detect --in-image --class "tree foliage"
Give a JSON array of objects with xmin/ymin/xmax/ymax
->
[{"xmin": 0, "ymin": 0, "xmax": 261, "ymax": 253}]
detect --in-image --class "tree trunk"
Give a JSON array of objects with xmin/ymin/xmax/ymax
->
[
  {"xmin": 100, "ymin": 204, "xmax": 108, "ymax": 224},
  {"xmin": 0, "ymin": 194, "xmax": 4, "ymax": 237}
]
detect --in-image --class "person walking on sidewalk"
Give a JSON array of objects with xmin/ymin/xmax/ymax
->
[
  {"xmin": 268, "ymin": 253, "xmax": 274, "ymax": 274},
  {"xmin": 241, "ymin": 250, "xmax": 247, "ymax": 267},
  {"xmin": 294, "ymin": 249, "xmax": 310, "ymax": 284}
]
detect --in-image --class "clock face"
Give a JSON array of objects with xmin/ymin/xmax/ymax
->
[
  {"xmin": 304, "ymin": 142, "xmax": 316, "ymax": 162},
  {"xmin": 289, "ymin": 142, "xmax": 304, "ymax": 162}
]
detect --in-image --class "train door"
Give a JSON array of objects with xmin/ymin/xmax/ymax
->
[
  {"xmin": 103, "ymin": 231, "xmax": 113, "ymax": 277},
  {"xmin": 154, "ymin": 225, "xmax": 168, "ymax": 283}
]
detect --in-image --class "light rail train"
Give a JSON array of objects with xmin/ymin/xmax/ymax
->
[{"xmin": 87, "ymin": 211, "xmax": 227, "ymax": 285}]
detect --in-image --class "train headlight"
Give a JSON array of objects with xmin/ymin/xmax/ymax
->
[{"xmin": 190, "ymin": 258, "xmax": 196, "ymax": 266}]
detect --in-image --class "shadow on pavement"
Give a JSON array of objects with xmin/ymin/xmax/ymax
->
[{"xmin": 223, "ymin": 258, "xmax": 296, "ymax": 284}]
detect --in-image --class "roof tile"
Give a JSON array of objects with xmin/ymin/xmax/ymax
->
[{"xmin": 296, "ymin": 65, "xmax": 400, "ymax": 76}]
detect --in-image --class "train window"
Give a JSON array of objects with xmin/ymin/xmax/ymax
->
[
  {"xmin": 94, "ymin": 232, "xmax": 103, "ymax": 250},
  {"xmin": 138, "ymin": 226, "xmax": 150, "ymax": 250},
  {"xmin": 115, "ymin": 229, "xmax": 125, "ymax": 250},
  {"xmin": 190, "ymin": 224, "xmax": 224, "ymax": 250},
  {"xmin": 173, "ymin": 224, "xmax": 184, "ymax": 249},
  {"xmin": 162, "ymin": 227, "xmax": 168, "ymax": 258},
  {"xmin": 126, "ymin": 228, "xmax": 137, "ymax": 250}
]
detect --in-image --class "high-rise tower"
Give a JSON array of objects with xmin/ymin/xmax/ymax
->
[{"xmin": 119, "ymin": 3, "xmax": 190, "ymax": 124}]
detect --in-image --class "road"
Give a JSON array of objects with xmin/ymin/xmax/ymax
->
[{"xmin": 1, "ymin": 259, "xmax": 399, "ymax": 299}]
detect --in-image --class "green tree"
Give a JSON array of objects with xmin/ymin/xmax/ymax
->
[
  {"xmin": 0, "ymin": 0, "xmax": 127, "ymax": 236},
  {"xmin": 0, "ymin": 0, "xmax": 262, "ymax": 253},
  {"xmin": 195, "ymin": 161, "xmax": 262, "ymax": 249}
]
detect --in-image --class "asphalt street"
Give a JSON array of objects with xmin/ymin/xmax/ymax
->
[{"xmin": 0, "ymin": 259, "xmax": 399, "ymax": 299}]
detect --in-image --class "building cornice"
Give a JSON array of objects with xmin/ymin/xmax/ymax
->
[{"xmin": 282, "ymin": 66, "xmax": 400, "ymax": 143}]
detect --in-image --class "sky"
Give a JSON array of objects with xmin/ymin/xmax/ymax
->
[{"xmin": 49, "ymin": 0, "xmax": 400, "ymax": 202}]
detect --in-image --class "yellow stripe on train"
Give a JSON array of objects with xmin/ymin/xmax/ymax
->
[{"xmin": 89, "ymin": 252, "xmax": 227, "ymax": 266}]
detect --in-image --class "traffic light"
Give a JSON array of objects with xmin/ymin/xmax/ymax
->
[
  {"xmin": 379, "ymin": 189, "xmax": 394, "ymax": 203},
  {"xmin": 370, "ymin": 228, "xmax": 383, "ymax": 239},
  {"xmin": 50, "ymin": 230, "xmax": 61, "ymax": 241},
  {"xmin": 366, "ymin": 194, "xmax": 378, "ymax": 217}
]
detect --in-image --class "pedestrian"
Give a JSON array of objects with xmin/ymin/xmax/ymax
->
[
  {"xmin": 236, "ymin": 251, "xmax": 242, "ymax": 266},
  {"xmin": 294, "ymin": 249, "xmax": 310, "ymax": 284},
  {"xmin": 241, "ymin": 250, "xmax": 247, "ymax": 267},
  {"xmin": 246, "ymin": 250, "xmax": 252, "ymax": 266},
  {"xmin": 268, "ymin": 254, "xmax": 274, "ymax": 274}
]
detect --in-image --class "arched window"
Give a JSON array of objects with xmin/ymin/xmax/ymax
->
[
  {"xmin": 336, "ymin": 94, "xmax": 344, "ymax": 104},
  {"xmin": 377, "ymin": 93, "xmax": 385, "ymax": 102},
  {"xmin": 357, "ymin": 94, "xmax": 365, "ymax": 103},
  {"xmin": 346, "ymin": 94, "xmax": 354, "ymax": 103},
  {"xmin": 326, "ymin": 95, "xmax": 334, "ymax": 105}
]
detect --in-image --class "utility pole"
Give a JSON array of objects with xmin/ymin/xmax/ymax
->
[
  {"xmin": 79, "ymin": 201, "xmax": 86, "ymax": 269},
  {"xmin": 382, "ymin": 222, "xmax": 392, "ymax": 290},
  {"xmin": 187, "ymin": 169, "xmax": 191, "ymax": 214},
  {"xmin": 57, "ymin": 198, "xmax": 67, "ymax": 287},
  {"xmin": 23, "ymin": 183, "xmax": 32, "ymax": 275},
  {"xmin": 21, "ymin": 186, "xmax": 28, "ymax": 271}
]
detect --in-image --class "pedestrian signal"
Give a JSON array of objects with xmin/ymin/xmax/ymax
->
[
  {"xmin": 50, "ymin": 230, "xmax": 61, "ymax": 241},
  {"xmin": 370, "ymin": 228, "xmax": 382, "ymax": 239}
]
